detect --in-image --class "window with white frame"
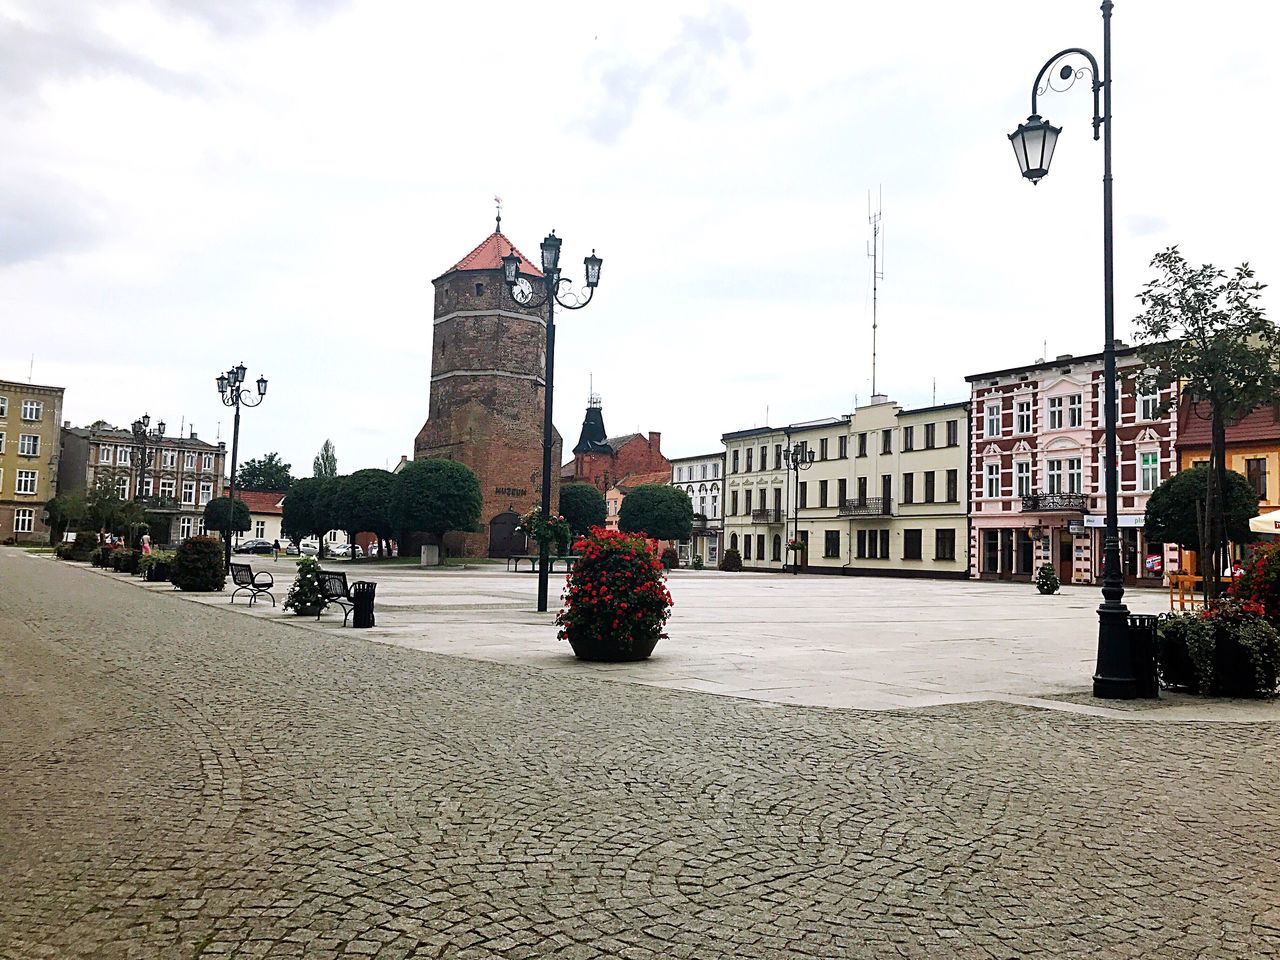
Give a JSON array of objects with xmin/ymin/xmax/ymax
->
[
  {"xmin": 255, "ymin": 520, "xmax": 266, "ymax": 538},
  {"xmin": 985, "ymin": 403, "xmax": 1001, "ymax": 438},
  {"xmin": 14, "ymin": 508, "xmax": 34, "ymax": 533},
  {"xmin": 0, "ymin": 396, "xmax": 6, "ymax": 417},
  {"xmin": 162, "ymin": 449, "xmax": 177, "ymax": 468},
  {"xmin": 1015, "ymin": 460, "xmax": 1032, "ymax": 497},
  {"xmin": 199, "ymin": 481, "xmax": 213, "ymax": 505},
  {"xmin": 142, "ymin": 477, "xmax": 153, "ymax": 497},
  {"xmin": 1047, "ymin": 397, "xmax": 1064, "ymax": 430},
  {"xmin": 179, "ymin": 516, "xmax": 193, "ymax": 540},
  {"xmin": 184, "ymin": 452, "xmax": 196, "ymax": 469},
  {"xmin": 1067, "ymin": 457, "xmax": 1082, "ymax": 494},
  {"xmin": 116, "ymin": 476, "xmax": 129, "ymax": 500},
  {"xmin": 197, "ymin": 517, "xmax": 206, "ymax": 535},
  {"xmin": 20, "ymin": 400, "xmax": 42, "ymax": 421},
  {"xmin": 160, "ymin": 478, "xmax": 176, "ymax": 499},
  {"xmin": 99, "ymin": 445, "xmax": 113, "ymax": 464},
  {"xmin": 1015, "ymin": 400, "xmax": 1031, "ymax": 435},
  {"xmin": 1067, "ymin": 394, "xmax": 1083, "ymax": 428},
  {"xmin": 18, "ymin": 434, "xmax": 39, "ymax": 456},
  {"xmin": 1140, "ymin": 452, "xmax": 1159, "ymax": 492},
  {"xmin": 0, "ymin": 432, "xmax": 5, "ymax": 453},
  {"xmin": 15, "ymin": 469, "xmax": 37, "ymax": 495},
  {"xmin": 182, "ymin": 479, "xmax": 195, "ymax": 504},
  {"xmin": 116, "ymin": 446, "xmax": 131, "ymax": 466},
  {"xmin": 1140, "ymin": 390, "xmax": 1159, "ymax": 421},
  {"xmin": 713, "ymin": 463, "xmax": 720, "ymax": 478},
  {"xmin": 985, "ymin": 462, "xmax": 1001, "ymax": 498},
  {"xmin": 1047, "ymin": 459, "xmax": 1063, "ymax": 494},
  {"xmin": 700, "ymin": 464, "xmax": 708, "ymax": 479},
  {"xmin": 328, "ymin": 530, "xmax": 340, "ymax": 542}
]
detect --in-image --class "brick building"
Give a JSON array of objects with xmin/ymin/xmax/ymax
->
[
  {"xmin": 569, "ymin": 392, "xmax": 668, "ymax": 493},
  {"xmin": 0, "ymin": 379, "xmax": 65, "ymax": 543},
  {"xmin": 413, "ymin": 223, "xmax": 561, "ymax": 557}
]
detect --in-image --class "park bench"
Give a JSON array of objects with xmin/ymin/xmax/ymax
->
[
  {"xmin": 229, "ymin": 562, "xmax": 275, "ymax": 607},
  {"xmin": 505, "ymin": 555, "xmax": 578, "ymax": 573},
  {"xmin": 318, "ymin": 570, "xmax": 356, "ymax": 625}
]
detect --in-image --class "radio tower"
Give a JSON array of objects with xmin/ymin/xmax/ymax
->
[{"xmin": 868, "ymin": 188, "xmax": 885, "ymax": 396}]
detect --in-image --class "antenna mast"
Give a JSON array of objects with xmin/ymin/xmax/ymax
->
[{"xmin": 868, "ymin": 188, "xmax": 885, "ymax": 396}]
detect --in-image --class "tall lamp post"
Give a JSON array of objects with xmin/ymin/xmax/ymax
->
[
  {"xmin": 784, "ymin": 439, "xmax": 815, "ymax": 575},
  {"xmin": 216, "ymin": 363, "xmax": 268, "ymax": 572},
  {"xmin": 500, "ymin": 232, "xmax": 603, "ymax": 613},
  {"xmin": 130, "ymin": 414, "xmax": 166, "ymax": 505},
  {"xmin": 1008, "ymin": 1, "xmax": 1135, "ymax": 698}
]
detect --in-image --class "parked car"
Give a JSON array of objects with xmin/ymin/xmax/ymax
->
[
  {"xmin": 233, "ymin": 539, "xmax": 274, "ymax": 555},
  {"xmin": 327, "ymin": 542, "xmax": 364, "ymax": 559}
]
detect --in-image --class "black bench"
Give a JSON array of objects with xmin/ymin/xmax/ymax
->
[
  {"xmin": 506, "ymin": 555, "xmax": 578, "ymax": 573},
  {"xmin": 229, "ymin": 562, "xmax": 275, "ymax": 607},
  {"xmin": 318, "ymin": 570, "xmax": 356, "ymax": 625}
]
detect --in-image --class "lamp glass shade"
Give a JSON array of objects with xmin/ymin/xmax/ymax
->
[
  {"xmin": 540, "ymin": 232, "xmax": 561, "ymax": 273},
  {"xmin": 132, "ymin": 419, "xmax": 143, "ymax": 436},
  {"xmin": 141, "ymin": 413, "xmax": 150, "ymax": 428},
  {"xmin": 256, "ymin": 375, "xmax": 268, "ymax": 397},
  {"xmin": 1008, "ymin": 114, "xmax": 1061, "ymax": 184},
  {"xmin": 216, "ymin": 374, "xmax": 228, "ymax": 394},
  {"xmin": 583, "ymin": 250, "xmax": 602, "ymax": 288},
  {"xmin": 501, "ymin": 252, "xmax": 521, "ymax": 285},
  {"xmin": 157, "ymin": 420, "xmax": 166, "ymax": 436},
  {"xmin": 233, "ymin": 363, "xmax": 247, "ymax": 384}
]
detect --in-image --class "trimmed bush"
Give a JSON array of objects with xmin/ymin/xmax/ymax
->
[
  {"xmin": 660, "ymin": 546, "xmax": 679, "ymax": 570},
  {"xmin": 1035, "ymin": 563, "xmax": 1060, "ymax": 595},
  {"xmin": 691, "ymin": 554, "xmax": 704, "ymax": 571},
  {"xmin": 719, "ymin": 547, "xmax": 742, "ymax": 572},
  {"xmin": 171, "ymin": 536, "xmax": 226, "ymax": 592}
]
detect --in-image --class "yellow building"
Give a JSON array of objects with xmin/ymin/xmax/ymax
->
[
  {"xmin": 0, "ymin": 379, "xmax": 65, "ymax": 543},
  {"xmin": 1178, "ymin": 401, "xmax": 1280, "ymax": 511}
]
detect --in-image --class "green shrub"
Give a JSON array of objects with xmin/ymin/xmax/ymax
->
[
  {"xmin": 691, "ymin": 553, "xmax": 704, "ymax": 571},
  {"xmin": 68, "ymin": 528, "xmax": 98, "ymax": 562},
  {"xmin": 1035, "ymin": 563, "xmax": 1060, "ymax": 595},
  {"xmin": 284, "ymin": 555, "xmax": 328, "ymax": 613},
  {"xmin": 1158, "ymin": 601, "xmax": 1280, "ymax": 697},
  {"xmin": 171, "ymin": 536, "xmax": 226, "ymax": 592},
  {"xmin": 660, "ymin": 546, "xmax": 679, "ymax": 570},
  {"xmin": 1157, "ymin": 612, "xmax": 1212, "ymax": 692},
  {"xmin": 719, "ymin": 547, "xmax": 742, "ymax": 572}
]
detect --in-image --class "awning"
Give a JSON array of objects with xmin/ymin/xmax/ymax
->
[{"xmin": 1249, "ymin": 509, "xmax": 1280, "ymax": 535}]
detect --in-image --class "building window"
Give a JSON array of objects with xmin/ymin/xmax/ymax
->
[
  {"xmin": 838, "ymin": 435, "xmax": 848, "ymax": 458},
  {"xmin": 729, "ymin": 533, "xmax": 738, "ymax": 552},
  {"xmin": 866, "ymin": 529, "xmax": 879, "ymax": 559},
  {"xmin": 903, "ymin": 529, "xmax": 922, "ymax": 560},
  {"xmin": 824, "ymin": 530, "xmax": 840, "ymax": 558},
  {"xmin": 199, "ymin": 481, "xmax": 213, "ymax": 505},
  {"xmin": 746, "ymin": 447, "xmax": 754, "ymax": 471},
  {"xmin": 935, "ymin": 528, "xmax": 956, "ymax": 561},
  {"xmin": 924, "ymin": 423, "xmax": 936, "ymax": 449},
  {"xmin": 713, "ymin": 462, "xmax": 720, "ymax": 479},
  {"xmin": 838, "ymin": 478, "xmax": 848, "ymax": 505},
  {"xmin": 881, "ymin": 429, "xmax": 892, "ymax": 454},
  {"xmin": 772, "ymin": 534, "xmax": 782, "ymax": 561},
  {"xmin": 1247, "ymin": 458, "xmax": 1267, "ymax": 499},
  {"xmin": 730, "ymin": 490, "xmax": 739, "ymax": 515},
  {"xmin": 328, "ymin": 530, "xmax": 340, "ymax": 542},
  {"xmin": 985, "ymin": 404, "xmax": 1000, "ymax": 438},
  {"xmin": 879, "ymin": 529, "xmax": 889, "ymax": 558},
  {"xmin": 710, "ymin": 493, "xmax": 718, "ymax": 517},
  {"xmin": 773, "ymin": 444, "xmax": 782, "ymax": 468},
  {"xmin": 881, "ymin": 474, "xmax": 892, "ymax": 504},
  {"xmin": 1067, "ymin": 457, "xmax": 1082, "ymax": 494},
  {"xmin": 857, "ymin": 476, "xmax": 868, "ymax": 504},
  {"xmin": 700, "ymin": 464, "xmax": 708, "ymax": 480},
  {"xmin": 1047, "ymin": 397, "xmax": 1064, "ymax": 430},
  {"xmin": 14, "ymin": 508, "xmax": 34, "ymax": 533},
  {"xmin": 184, "ymin": 452, "xmax": 196, "ymax": 469},
  {"xmin": 1141, "ymin": 452, "xmax": 1160, "ymax": 493},
  {"xmin": 255, "ymin": 520, "xmax": 266, "ymax": 538},
  {"xmin": 902, "ymin": 473, "xmax": 914, "ymax": 504},
  {"xmin": 818, "ymin": 479, "xmax": 828, "ymax": 508},
  {"xmin": 116, "ymin": 476, "xmax": 129, "ymax": 500},
  {"xmin": 819, "ymin": 438, "xmax": 828, "ymax": 461},
  {"xmin": 1067, "ymin": 394, "xmax": 1083, "ymax": 428},
  {"xmin": 15, "ymin": 470, "xmax": 37, "ymax": 495},
  {"xmin": 903, "ymin": 426, "xmax": 914, "ymax": 452},
  {"xmin": 116, "ymin": 446, "xmax": 131, "ymax": 466},
  {"xmin": 744, "ymin": 536, "xmax": 752, "ymax": 560},
  {"xmin": 142, "ymin": 477, "xmax": 153, "ymax": 497},
  {"xmin": 732, "ymin": 450, "xmax": 740, "ymax": 473},
  {"xmin": 1015, "ymin": 460, "xmax": 1031, "ymax": 497},
  {"xmin": 759, "ymin": 446, "xmax": 768, "ymax": 470},
  {"xmin": 946, "ymin": 469, "xmax": 958, "ymax": 503},
  {"xmin": 856, "ymin": 529, "xmax": 867, "ymax": 558},
  {"xmin": 1140, "ymin": 390, "xmax": 1159, "ymax": 421},
  {"xmin": 985, "ymin": 463, "xmax": 1000, "ymax": 499},
  {"xmin": 180, "ymin": 517, "xmax": 193, "ymax": 540},
  {"xmin": 0, "ymin": 433, "xmax": 4, "ymax": 453},
  {"xmin": 99, "ymin": 445, "xmax": 113, "ymax": 464},
  {"xmin": 182, "ymin": 480, "xmax": 195, "ymax": 504},
  {"xmin": 857, "ymin": 433, "xmax": 867, "ymax": 457},
  {"xmin": 1047, "ymin": 459, "xmax": 1063, "ymax": 494},
  {"xmin": 773, "ymin": 487, "xmax": 782, "ymax": 512},
  {"xmin": 17, "ymin": 434, "xmax": 39, "ymax": 456},
  {"xmin": 798, "ymin": 482, "xmax": 808, "ymax": 509},
  {"xmin": 1015, "ymin": 400, "xmax": 1031, "ymax": 435},
  {"xmin": 0, "ymin": 396, "xmax": 6, "ymax": 417},
  {"xmin": 756, "ymin": 534, "xmax": 764, "ymax": 560},
  {"xmin": 744, "ymin": 489, "xmax": 753, "ymax": 515},
  {"xmin": 162, "ymin": 449, "xmax": 177, "ymax": 468},
  {"xmin": 198, "ymin": 518, "xmax": 206, "ymax": 535},
  {"xmin": 160, "ymin": 478, "xmax": 176, "ymax": 500},
  {"xmin": 20, "ymin": 400, "xmax": 42, "ymax": 421},
  {"xmin": 924, "ymin": 471, "xmax": 936, "ymax": 503},
  {"xmin": 946, "ymin": 420, "xmax": 959, "ymax": 447}
]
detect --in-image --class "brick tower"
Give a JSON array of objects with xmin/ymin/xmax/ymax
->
[{"xmin": 414, "ymin": 222, "xmax": 562, "ymax": 557}]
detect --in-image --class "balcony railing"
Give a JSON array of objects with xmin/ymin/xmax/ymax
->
[
  {"xmin": 837, "ymin": 497, "xmax": 892, "ymax": 517},
  {"xmin": 751, "ymin": 508, "xmax": 784, "ymax": 524},
  {"xmin": 1021, "ymin": 492, "xmax": 1088, "ymax": 513}
]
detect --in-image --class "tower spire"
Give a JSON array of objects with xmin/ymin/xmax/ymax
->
[{"xmin": 494, "ymin": 194, "xmax": 503, "ymax": 234}]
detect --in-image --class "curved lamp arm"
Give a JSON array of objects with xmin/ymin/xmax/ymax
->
[{"xmin": 1031, "ymin": 47, "xmax": 1103, "ymax": 139}]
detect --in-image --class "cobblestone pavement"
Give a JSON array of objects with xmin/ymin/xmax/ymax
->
[{"xmin": 2, "ymin": 551, "xmax": 1278, "ymax": 959}]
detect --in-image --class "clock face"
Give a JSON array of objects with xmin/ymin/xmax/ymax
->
[{"xmin": 512, "ymin": 277, "xmax": 533, "ymax": 304}]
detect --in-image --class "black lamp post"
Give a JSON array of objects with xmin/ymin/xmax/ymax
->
[
  {"xmin": 130, "ymin": 413, "xmax": 166, "ymax": 506},
  {"xmin": 216, "ymin": 363, "xmax": 268, "ymax": 571},
  {"xmin": 500, "ymin": 232, "xmax": 603, "ymax": 613},
  {"xmin": 784, "ymin": 439, "xmax": 815, "ymax": 575},
  {"xmin": 1009, "ymin": 1, "xmax": 1135, "ymax": 698}
]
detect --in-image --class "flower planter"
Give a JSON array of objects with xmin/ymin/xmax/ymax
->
[
  {"xmin": 144, "ymin": 562, "xmax": 171, "ymax": 583},
  {"xmin": 568, "ymin": 634, "xmax": 660, "ymax": 663},
  {"xmin": 293, "ymin": 604, "xmax": 323, "ymax": 617}
]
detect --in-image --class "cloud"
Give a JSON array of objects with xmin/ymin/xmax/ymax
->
[
  {"xmin": 155, "ymin": 0, "xmax": 346, "ymax": 36},
  {"xmin": 583, "ymin": 3, "xmax": 751, "ymax": 144},
  {"xmin": 0, "ymin": 171, "xmax": 107, "ymax": 267}
]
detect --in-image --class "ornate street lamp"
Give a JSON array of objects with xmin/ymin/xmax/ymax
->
[
  {"xmin": 216, "ymin": 363, "xmax": 268, "ymax": 571},
  {"xmin": 130, "ymin": 413, "xmax": 166, "ymax": 506},
  {"xmin": 499, "ymin": 231, "xmax": 603, "ymax": 613},
  {"xmin": 1008, "ymin": 2, "xmax": 1135, "ymax": 698},
  {"xmin": 784, "ymin": 439, "xmax": 815, "ymax": 575}
]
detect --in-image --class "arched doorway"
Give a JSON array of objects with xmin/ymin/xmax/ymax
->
[{"xmin": 488, "ymin": 510, "xmax": 525, "ymax": 558}]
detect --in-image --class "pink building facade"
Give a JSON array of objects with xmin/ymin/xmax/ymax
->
[{"xmin": 966, "ymin": 345, "xmax": 1178, "ymax": 586}]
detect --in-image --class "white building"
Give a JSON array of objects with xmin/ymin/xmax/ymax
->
[{"xmin": 669, "ymin": 452, "xmax": 724, "ymax": 565}]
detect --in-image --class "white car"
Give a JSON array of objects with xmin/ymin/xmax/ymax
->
[{"xmin": 327, "ymin": 543, "xmax": 364, "ymax": 559}]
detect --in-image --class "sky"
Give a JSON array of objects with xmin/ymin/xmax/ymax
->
[{"xmin": 3, "ymin": 0, "xmax": 1278, "ymax": 473}]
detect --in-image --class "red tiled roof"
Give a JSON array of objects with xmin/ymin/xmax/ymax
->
[
  {"xmin": 448, "ymin": 231, "xmax": 543, "ymax": 278},
  {"xmin": 616, "ymin": 470, "xmax": 672, "ymax": 492},
  {"xmin": 1178, "ymin": 400, "xmax": 1280, "ymax": 448},
  {"xmin": 236, "ymin": 490, "xmax": 286, "ymax": 515}
]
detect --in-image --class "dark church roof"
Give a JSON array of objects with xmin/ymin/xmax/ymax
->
[{"xmin": 573, "ymin": 395, "xmax": 610, "ymax": 454}]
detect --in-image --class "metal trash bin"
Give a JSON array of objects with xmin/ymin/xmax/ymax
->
[
  {"xmin": 351, "ymin": 580, "xmax": 376, "ymax": 629},
  {"xmin": 1128, "ymin": 613, "xmax": 1160, "ymax": 699}
]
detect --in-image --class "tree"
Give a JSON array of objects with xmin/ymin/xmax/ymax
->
[
  {"xmin": 87, "ymin": 471, "xmax": 126, "ymax": 531},
  {"xmin": 237, "ymin": 452, "xmax": 294, "ymax": 491},
  {"xmin": 618, "ymin": 484, "xmax": 693, "ymax": 542},
  {"xmin": 1134, "ymin": 247, "xmax": 1280, "ymax": 596},
  {"xmin": 204, "ymin": 496, "xmax": 251, "ymax": 539},
  {"xmin": 282, "ymin": 476, "xmax": 338, "ymax": 559},
  {"xmin": 343, "ymin": 469, "xmax": 398, "ymax": 557},
  {"xmin": 559, "ymin": 482, "xmax": 607, "ymax": 536},
  {"xmin": 313, "ymin": 440, "xmax": 338, "ymax": 479},
  {"xmin": 391, "ymin": 459, "xmax": 482, "ymax": 551},
  {"xmin": 1144, "ymin": 466, "xmax": 1258, "ymax": 553},
  {"xmin": 44, "ymin": 492, "xmax": 87, "ymax": 544}
]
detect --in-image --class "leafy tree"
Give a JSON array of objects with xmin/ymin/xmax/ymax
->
[
  {"xmin": 204, "ymin": 496, "xmax": 251, "ymax": 539},
  {"xmin": 1134, "ymin": 247, "xmax": 1280, "ymax": 596},
  {"xmin": 343, "ymin": 469, "xmax": 398, "ymax": 558},
  {"xmin": 44, "ymin": 492, "xmax": 87, "ymax": 544},
  {"xmin": 87, "ymin": 471, "xmax": 126, "ymax": 530},
  {"xmin": 236, "ymin": 452, "xmax": 294, "ymax": 491},
  {"xmin": 618, "ymin": 484, "xmax": 693, "ymax": 542},
  {"xmin": 313, "ymin": 439, "xmax": 338, "ymax": 479},
  {"xmin": 391, "ymin": 458, "xmax": 482, "ymax": 551},
  {"xmin": 559, "ymin": 482, "xmax": 607, "ymax": 536},
  {"xmin": 1145, "ymin": 466, "xmax": 1258, "ymax": 552},
  {"xmin": 282, "ymin": 476, "xmax": 337, "ymax": 558}
]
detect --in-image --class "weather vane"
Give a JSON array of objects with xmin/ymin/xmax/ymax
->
[{"xmin": 494, "ymin": 194, "xmax": 503, "ymax": 232}]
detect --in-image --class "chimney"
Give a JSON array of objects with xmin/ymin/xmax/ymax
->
[
  {"xmin": 63, "ymin": 420, "xmax": 70, "ymax": 428},
  {"xmin": 648, "ymin": 431, "xmax": 661, "ymax": 452},
  {"xmin": 190, "ymin": 425, "xmax": 197, "ymax": 439},
  {"xmin": 1055, "ymin": 353, "xmax": 1073, "ymax": 361}
]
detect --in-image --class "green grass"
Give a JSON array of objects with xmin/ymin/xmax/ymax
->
[{"xmin": 18, "ymin": 545, "xmax": 55, "ymax": 553}]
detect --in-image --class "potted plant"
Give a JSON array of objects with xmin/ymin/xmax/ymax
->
[
  {"xmin": 518, "ymin": 506, "xmax": 572, "ymax": 558},
  {"xmin": 171, "ymin": 535, "xmax": 226, "ymax": 592},
  {"xmin": 691, "ymin": 553, "xmax": 704, "ymax": 571},
  {"xmin": 1158, "ymin": 599, "xmax": 1280, "ymax": 697},
  {"xmin": 718, "ymin": 547, "xmax": 742, "ymax": 572},
  {"xmin": 1035, "ymin": 563, "xmax": 1060, "ymax": 595},
  {"xmin": 660, "ymin": 546, "xmax": 679, "ymax": 570},
  {"xmin": 284, "ymin": 556, "xmax": 328, "ymax": 616},
  {"xmin": 556, "ymin": 527, "xmax": 673, "ymax": 662},
  {"xmin": 140, "ymin": 550, "xmax": 175, "ymax": 583}
]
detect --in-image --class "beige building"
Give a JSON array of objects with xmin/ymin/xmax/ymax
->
[
  {"xmin": 722, "ymin": 425, "xmax": 791, "ymax": 569},
  {"xmin": 0, "ymin": 379, "xmax": 65, "ymax": 543}
]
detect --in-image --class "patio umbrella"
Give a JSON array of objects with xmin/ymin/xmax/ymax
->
[{"xmin": 1248, "ymin": 509, "xmax": 1280, "ymax": 536}]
